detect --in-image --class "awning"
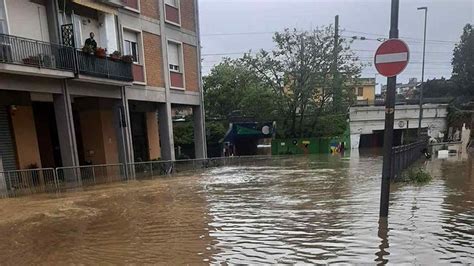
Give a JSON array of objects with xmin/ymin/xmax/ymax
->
[{"xmin": 72, "ymin": 0, "xmax": 118, "ymax": 15}]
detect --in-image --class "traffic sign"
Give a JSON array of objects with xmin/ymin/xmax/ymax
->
[{"xmin": 374, "ymin": 39, "xmax": 409, "ymax": 77}]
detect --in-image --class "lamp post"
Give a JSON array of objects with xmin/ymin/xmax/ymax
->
[{"xmin": 417, "ymin": 6, "xmax": 427, "ymax": 137}]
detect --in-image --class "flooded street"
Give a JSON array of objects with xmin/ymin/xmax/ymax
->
[{"xmin": 0, "ymin": 152, "xmax": 472, "ymax": 264}]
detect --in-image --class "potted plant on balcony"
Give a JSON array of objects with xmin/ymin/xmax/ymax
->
[
  {"xmin": 95, "ymin": 47, "xmax": 107, "ymax": 58},
  {"xmin": 82, "ymin": 44, "xmax": 95, "ymax": 55},
  {"xmin": 121, "ymin": 55, "xmax": 134, "ymax": 63},
  {"xmin": 110, "ymin": 50, "xmax": 121, "ymax": 61}
]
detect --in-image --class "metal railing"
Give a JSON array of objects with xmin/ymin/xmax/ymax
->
[
  {"xmin": 391, "ymin": 139, "xmax": 428, "ymax": 179},
  {"xmin": 0, "ymin": 33, "xmax": 75, "ymax": 71},
  {"xmin": 76, "ymin": 50, "xmax": 133, "ymax": 81},
  {"xmin": 0, "ymin": 168, "xmax": 58, "ymax": 198},
  {"xmin": 0, "ymin": 155, "xmax": 274, "ymax": 198},
  {"xmin": 56, "ymin": 163, "xmax": 127, "ymax": 189}
]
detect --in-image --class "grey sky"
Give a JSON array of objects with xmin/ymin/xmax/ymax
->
[{"xmin": 198, "ymin": 0, "xmax": 474, "ymax": 92}]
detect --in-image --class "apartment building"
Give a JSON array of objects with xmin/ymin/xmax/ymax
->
[
  {"xmin": 0, "ymin": 0, "xmax": 206, "ymax": 171},
  {"xmin": 352, "ymin": 78, "xmax": 376, "ymax": 106}
]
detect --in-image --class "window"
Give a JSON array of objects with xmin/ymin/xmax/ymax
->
[
  {"xmin": 0, "ymin": 0, "xmax": 8, "ymax": 34},
  {"xmin": 165, "ymin": 0, "xmax": 178, "ymax": 7},
  {"xmin": 123, "ymin": 29, "xmax": 139, "ymax": 64},
  {"xmin": 357, "ymin": 87, "xmax": 364, "ymax": 97},
  {"xmin": 168, "ymin": 42, "xmax": 181, "ymax": 72}
]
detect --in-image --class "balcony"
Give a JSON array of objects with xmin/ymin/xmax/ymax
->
[
  {"xmin": 76, "ymin": 50, "xmax": 133, "ymax": 82},
  {"xmin": 0, "ymin": 33, "xmax": 76, "ymax": 77},
  {"xmin": 0, "ymin": 33, "xmax": 133, "ymax": 82}
]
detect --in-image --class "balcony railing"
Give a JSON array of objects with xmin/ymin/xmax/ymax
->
[
  {"xmin": 76, "ymin": 50, "xmax": 133, "ymax": 82},
  {"xmin": 0, "ymin": 33, "xmax": 75, "ymax": 72},
  {"xmin": 0, "ymin": 33, "xmax": 133, "ymax": 82}
]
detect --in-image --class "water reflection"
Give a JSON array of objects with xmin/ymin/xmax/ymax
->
[
  {"xmin": 0, "ymin": 153, "xmax": 472, "ymax": 264},
  {"xmin": 375, "ymin": 218, "xmax": 389, "ymax": 265}
]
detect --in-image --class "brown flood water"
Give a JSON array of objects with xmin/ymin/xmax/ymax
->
[{"xmin": 0, "ymin": 152, "xmax": 472, "ymax": 264}]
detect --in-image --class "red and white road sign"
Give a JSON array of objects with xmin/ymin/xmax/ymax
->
[{"xmin": 374, "ymin": 39, "xmax": 410, "ymax": 77}]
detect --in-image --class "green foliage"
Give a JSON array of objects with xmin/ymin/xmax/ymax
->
[
  {"xmin": 242, "ymin": 27, "xmax": 362, "ymax": 138},
  {"xmin": 204, "ymin": 26, "xmax": 362, "ymax": 141},
  {"xmin": 173, "ymin": 122, "xmax": 194, "ymax": 146},
  {"xmin": 206, "ymin": 121, "xmax": 227, "ymax": 144},
  {"xmin": 452, "ymin": 24, "xmax": 474, "ymax": 97},
  {"xmin": 415, "ymin": 78, "xmax": 458, "ymax": 98},
  {"xmin": 203, "ymin": 59, "xmax": 276, "ymax": 121},
  {"xmin": 400, "ymin": 168, "xmax": 432, "ymax": 184}
]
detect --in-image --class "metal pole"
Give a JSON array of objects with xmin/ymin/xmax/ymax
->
[
  {"xmin": 333, "ymin": 15, "xmax": 340, "ymax": 111},
  {"xmin": 417, "ymin": 7, "xmax": 428, "ymax": 137},
  {"xmin": 380, "ymin": 0, "xmax": 399, "ymax": 218}
]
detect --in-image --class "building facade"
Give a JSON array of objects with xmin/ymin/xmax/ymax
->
[
  {"xmin": 381, "ymin": 77, "xmax": 420, "ymax": 99},
  {"xmin": 352, "ymin": 78, "xmax": 376, "ymax": 106},
  {"xmin": 0, "ymin": 0, "xmax": 206, "ymax": 171}
]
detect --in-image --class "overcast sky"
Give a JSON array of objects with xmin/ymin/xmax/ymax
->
[{"xmin": 198, "ymin": 0, "xmax": 474, "ymax": 92}]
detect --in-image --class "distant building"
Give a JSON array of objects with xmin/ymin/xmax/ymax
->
[
  {"xmin": 352, "ymin": 78, "xmax": 376, "ymax": 106},
  {"xmin": 381, "ymin": 78, "xmax": 420, "ymax": 99}
]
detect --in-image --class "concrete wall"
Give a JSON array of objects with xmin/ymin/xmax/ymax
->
[
  {"xmin": 146, "ymin": 111, "xmax": 161, "ymax": 160},
  {"xmin": 6, "ymin": 0, "xmax": 49, "ymax": 41},
  {"xmin": 10, "ymin": 105, "xmax": 42, "ymax": 169},
  {"xmin": 349, "ymin": 104, "xmax": 449, "ymax": 149}
]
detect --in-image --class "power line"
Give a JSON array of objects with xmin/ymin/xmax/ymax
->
[{"xmin": 201, "ymin": 29, "xmax": 459, "ymax": 44}]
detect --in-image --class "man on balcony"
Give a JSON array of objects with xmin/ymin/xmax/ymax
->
[{"xmin": 84, "ymin": 32, "xmax": 97, "ymax": 52}]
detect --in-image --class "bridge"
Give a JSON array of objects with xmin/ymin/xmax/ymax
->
[{"xmin": 349, "ymin": 104, "xmax": 448, "ymax": 149}]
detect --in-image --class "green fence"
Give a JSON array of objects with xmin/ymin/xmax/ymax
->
[{"xmin": 271, "ymin": 136, "xmax": 349, "ymax": 155}]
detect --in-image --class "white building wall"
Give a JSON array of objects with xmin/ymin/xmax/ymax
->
[
  {"xmin": 349, "ymin": 104, "xmax": 449, "ymax": 148},
  {"xmin": 6, "ymin": 0, "xmax": 49, "ymax": 41}
]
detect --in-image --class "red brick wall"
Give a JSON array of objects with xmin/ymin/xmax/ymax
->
[
  {"xmin": 143, "ymin": 32, "xmax": 165, "ymax": 88},
  {"xmin": 183, "ymin": 44, "xmax": 199, "ymax": 92},
  {"xmin": 180, "ymin": 0, "xmax": 196, "ymax": 32},
  {"xmin": 140, "ymin": 0, "xmax": 159, "ymax": 20}
]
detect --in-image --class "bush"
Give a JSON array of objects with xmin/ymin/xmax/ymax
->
[{"xmin": 400, "ymin": 168, "xmax": 432, "ymax": 184}]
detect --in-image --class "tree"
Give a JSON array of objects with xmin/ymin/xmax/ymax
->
[
  {"xmin": 203, "ymin": 59, "xmax": 276, "ymax": 121},
  {"xmin": 242, "ymin": 27, "xmax": 362, "ymax": 138},
  {"xmin": 414, "ymin": 78, "xmax": 458, "ymax": 98},
  {"xmin": 452, "ymin": 24, "xmax": 474, "ymax": 97}
]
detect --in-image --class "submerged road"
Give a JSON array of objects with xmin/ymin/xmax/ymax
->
[{"xmin": 0, "ymin": 152, "xmax": 472, "ymax": 264}]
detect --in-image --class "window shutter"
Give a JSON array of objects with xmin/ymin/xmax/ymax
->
[
  {"xmin": 168, "ymin": 42, "xmax": 180, "ymax": 67},
  {"xmin": 0, "ymin": 0, "xmax": 8, "ymax": 34},
  {"xmin": 165, "ymin": 0, "xmax": 178, "ymax": 7},
  {"xmin": 123, "ymin": 30, "xmax": 138, "ymax": 43}
]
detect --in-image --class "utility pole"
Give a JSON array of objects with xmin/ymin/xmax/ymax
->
[
  {"xmin": 417, "ymin": 7, "xmax": 428, "ymax": 137},
  {"xmin": 333, "ymin": 15, "xmax": 340, "ymax": 111},
  {"xmin": 380, "ymin": 0, "xmax": 399, "ymax": 218}
]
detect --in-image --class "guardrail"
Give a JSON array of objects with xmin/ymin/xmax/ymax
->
[
  {"xmin": 0, "ymin": 33, "xmax": 76, "ymax": 71},
  {"xmin": 0, "ymin": 155, "xmax": 274, "ymax": 198},
  {"xmin": 0, "ymin": 168, "xmax": 58, "ymax": 198},
  {"xmin": 76, "ymin": 50, "xmax": 133, "ymax": 81},
  {"xmin": 391, "ymin": 139, "xmax": 428, "ymax": 179}
]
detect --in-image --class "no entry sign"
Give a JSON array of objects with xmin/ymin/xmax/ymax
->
[{"xmin": 374, "ymin": 39, "xmax": 410, "ymax": 77}]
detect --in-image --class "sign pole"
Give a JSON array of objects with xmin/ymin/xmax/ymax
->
[{"xmin": 380, "ymin": 0, "xmax": 399, "ymax": 218}]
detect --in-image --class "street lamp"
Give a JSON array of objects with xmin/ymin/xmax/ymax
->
[{"xmin": 417, "ymin": 6, "xmax": 427, "ymax": 137}]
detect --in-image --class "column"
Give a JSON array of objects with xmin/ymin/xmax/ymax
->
[
  {"xmin": 0, "ymin": 156, "xmax": 6, "ymax": 197},
  {"xmin": 193, "ymin": 105, "xmax": 207, "ymax": 159},
  {"xmin": 54, "ymin": 81, "xmax": 79, "ymax": 167},
  {"xmin": 158, "ymin": 102, "xmax": 175, "ymax": 161},
  {"xmin": 114, "ymin": 88, "xmax": 134, "ymax": 166}
]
